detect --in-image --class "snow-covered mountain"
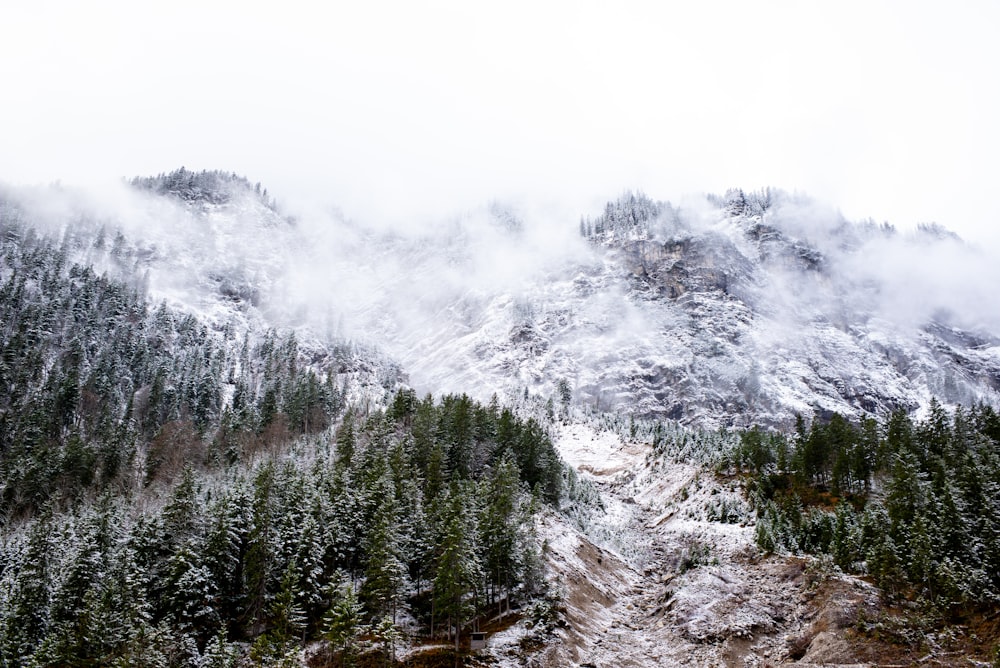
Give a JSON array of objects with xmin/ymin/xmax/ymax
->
[
  {"xmin": 9, "ymin": 175, "xmax": 998, "ymax": 429},
  {"xmin": 13, "ymin": 173, "xmax": 1000, "ymax": 426},
  {"xmin": 0, "ymin": 170, "xmax": 406, "ymax": 410},
  {"xmin": 275, "ymin": 187, "xmax": 1000, "ymax": 429}
]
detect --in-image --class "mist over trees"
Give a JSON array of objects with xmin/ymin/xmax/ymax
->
[
  {"xmin": 129, "ymin": 167, "xmax": 278, "ymax": 211},
  {"xmin": 579, "ymin": 191, "xmax": 665, "ymax": 240},
  {"xmin": 4, "ymin": 172, "xmax": 1000, "ymax": 665},
  {"xmin": 0, "ymin": 198, "xmax": 350, "ymax": 517},
  {"xmin": 0, "ymin": 188, "xmax": 563, "ymax": 666}
]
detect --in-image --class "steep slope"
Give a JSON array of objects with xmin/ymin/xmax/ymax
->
[
  {"xmin": 313, "ymin": 190, "xmax": 1000, "ymax": 429},
  {"xmin": 1, "ymin": 172, "xmax": 403, "ymax": 395},
  {"xmin": 575, "ymin": 190, "xmax": 1000, "ymax": 427},
  {"xmin": 21, "ymin": 176, "xmax": 994, "ymax": 431},
  {"xmin": 0, "ymin": 175, "xmax": 406, "ymax": 513},
  {"xmin": 14, "ymin": 177, "xmax": 998, "ymax": 430},
  {"xmin": 0, "ymin": 174, "xmax": 558, "ymax": 666}
]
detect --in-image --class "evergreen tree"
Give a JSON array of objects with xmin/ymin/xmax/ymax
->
[
  {"xmin": 1, "ymin": 507, "xmax": 56, "ymax": 661},
  {"xmin": 322, "ymin": 573, "xmax": 362, "ymax": 668},
  {"xmin": 269, "ymin": 560, "xmax": 308, "ymax": 644},
  {"xmin": 433, "ymin": 482, "xmax": 483, "ymax": 649},
  {"xmin": 480, "ymin": 449, "xmax": 523, "ymax": 610},
  {"xmin": 360, "ymin": 477, "xmax": 407, "ymax": 622},
  {"xmin": 245, "ymin": 463, "xmax": 277, "ymax": 636},
  {"xmin": 199, "ymin": 629, "xmax": 239, "ymax": 668},
  {"xmin": 165, "ymin": 540, "xmax": 221, "ymax": 644}
]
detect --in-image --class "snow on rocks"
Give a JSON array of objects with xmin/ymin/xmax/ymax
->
[
  {"xmin": 556, "ymin": 423, "xmax": 647, "ymax": 478},
  {"xmin": 522, "ymin": 422, "xmax": 881, "ymax": 667}
]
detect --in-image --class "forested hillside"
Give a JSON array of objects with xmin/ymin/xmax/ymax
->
[
  {"xmin": 4, "ymin": 174, "xmax": 1000, "ymax": 666},
  {"xmin": 0, "ymin": 199, "xmax": 348, "ymax": 517},
  {"xmin": 730, "ymin": 402, "xmax": 1000, "ymax": 611},
  {"xmin": 0, "ymin": 392, "xmax": 562, "ymax": 666},
  {"xmin": 0, "ymin": 188, "xmax": 564, "ymax": 666}
]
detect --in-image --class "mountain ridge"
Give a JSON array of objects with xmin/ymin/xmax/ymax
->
[
  {"xmin": 5, "ymin": 174, "xmax": 998, "ymax": 429},
  {"xmin": 339, "ymin": 185, "xmax": 1000, "ymax": 429}
]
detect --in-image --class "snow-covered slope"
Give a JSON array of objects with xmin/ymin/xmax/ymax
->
[
  {"xmin": 289, "ymin": 189, "xmax": 1000, "ymax": 428},
  {"xmin": 10, "ymin": 176, "xmax": 999, "ymax": 429},
  {"xmin": 0, "ymin": 174, "xmax": 405, "ymax": 407},
  {"xmin": 482, "ymin": 421, "xmax": 883, "ymax": 667}
]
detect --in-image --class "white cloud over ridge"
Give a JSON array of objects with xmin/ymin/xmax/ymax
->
[
  {"xmin": 5, "ymin": 171, "xmax": 1000, "ymax": 426},
  {"xmin": 1, "ymin": 1, "xmax": 999, "ymax": 245}
]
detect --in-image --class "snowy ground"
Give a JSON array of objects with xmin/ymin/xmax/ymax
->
[{"xmin": 484, "ymin": 423, "xmax": 882, "ymax": 667}]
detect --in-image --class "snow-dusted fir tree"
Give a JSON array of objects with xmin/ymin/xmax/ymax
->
[{"xmin": 433, "ymin": 480, "xmax": 484, "ymax": 650}]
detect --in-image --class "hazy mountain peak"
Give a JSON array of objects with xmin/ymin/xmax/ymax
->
[
  {"xmin": 128, "ymin": 167, "xmax": 279, "ymax": 213},
  {"xmin": 5, "ymin": 176, "xmax": 998, "ymax": 429}
]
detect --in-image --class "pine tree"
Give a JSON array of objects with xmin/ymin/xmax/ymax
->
[
  {"xmin": 2, "ymin": 507, "xmax": 56, "ymax": 661},
  {"xmin": 433, "ymin": 481, "xmax": 483, "ymax": 650},
  {"xmin": 907, "ymin": 513, "xmax": 936, "ymax": 598},
  {"xmin": 372, "ymin": 615, "xmax": 401, "ymax": 667},
  {"xmin": 269, "ymin": 560, "xmax": 308, "ymax": 644},
  {"xmin": 199, "ymin": 628, "xmax": 239, "ymax": 668},
  {"xmin": 245, "ymin": 463, "xmax": 277, "ymax": 637},
  {"xmin": 480, "ymin": 449, "xmax": 522, "ymax": 610},
  {"xmin": 161, "ymin": 466, "xmax": 203, "ymax": 548},
  {"xmin": 322, "ymin": 573, "xmax": 362, "ymax": 668},
  {"xmin": 202, "ymin": 489, "xmax": 247, "ymax": 625},
  {"xmin": 867, "ymin": 530, "xmax": 906, "ymax": 600},
  {"xmin": 360, "ymin": 477, "xmax": 407, "ymax": 622},
  {"xmin": 165, "ymin": 539, "xmax": 221, "ymax": 644},
  {"xmin": 885, "ymin": 451, "xmax": 926, "ymax": 551},
  {"xmin": 335, "ymin": 411, "xmax": 356, "ymax": 471},
  {"xmin": 103, "ymin": 540, "xmax": 156, "ymax": 662},
  {"xmin": 831, "ymin": 502, "xmax": 859, "ymax": 571},
  {"xmin": 293, "ymin": 500, "xmax": 327, "ymax": 625}
]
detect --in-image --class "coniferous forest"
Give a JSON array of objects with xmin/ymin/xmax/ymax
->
[
  {"xmin": 0, "ymin": 393, "xmax": 560, "ymax": 666},
  {"xmin": 730, "ymin": 403, "xmax": 1000, "ymax": 612},
  {"xmin": 0, "ymin": 192, "xmax": 563, "ymax": 666}
]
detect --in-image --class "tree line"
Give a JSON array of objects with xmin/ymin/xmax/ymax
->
[{"xmin": 128, "ymin": 168, "xmax": 278, "ymax": 210}]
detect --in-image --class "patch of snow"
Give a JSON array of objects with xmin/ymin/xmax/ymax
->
[{"xmin": 534, "ymin": 422, "xmax": 877, "ymax": 666}]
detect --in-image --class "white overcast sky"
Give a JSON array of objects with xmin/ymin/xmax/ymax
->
[{"xmin": 2, "ymin": 0, "xmax": 999, "ymax": 240}]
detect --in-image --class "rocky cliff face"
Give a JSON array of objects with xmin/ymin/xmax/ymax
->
[{"xmin": 361, "ymin": 189, "xmax": 1000, "ymax": 429}]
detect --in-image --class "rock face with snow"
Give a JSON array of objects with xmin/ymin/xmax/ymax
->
[
  {"xmin": 576, "ymin": 192, "xmax": 1000, "ymax": 427},
  {"xmin": 322, "ymin": 188, "xmax": 1000, "ymax": 429},
  {"xmin": 15, "ymin": 176, "xmax": 999, "ymax": 429}
]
